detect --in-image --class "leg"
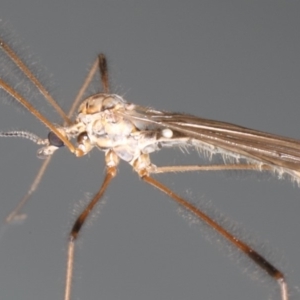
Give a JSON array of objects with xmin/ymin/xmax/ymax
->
[
  {"xmin": 98, "ymin": 54, "xmax": 110, "ymax": 93},
  {"xmin": 67, "ymin": 53, "xmax": 110, "ymax": 117},
  {"xmin": 0, "ymin": 38, "xmax": 71, "ymax": 124},
  {"xmin": 5, "ymin": 156, "xmax": 51, "ymax": 223},
  {"xmin": 150, "ymin": 163, "xmax": 273, "ymax": 174},
  {"xmin": 140, "ymin": 173, "xmax": 288, "ymax": 300},
  {"xmin": 64, "ymin": 166, "xmax": 117, "ymax": 300},
  {"xmin": 5, "ymin": 55, "xmax": 107, "ymax": 224}
]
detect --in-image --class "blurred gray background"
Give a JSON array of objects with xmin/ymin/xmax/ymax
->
[{"xmin": 0, "ymin": 2, "xmax": 300, "ymax": 300}]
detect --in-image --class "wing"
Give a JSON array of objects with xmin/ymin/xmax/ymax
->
[{"xmin": 119, "ymin": 105, "xmax": 300, "ymax": 181}]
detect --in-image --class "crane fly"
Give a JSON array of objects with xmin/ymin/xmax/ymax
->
[{"xmin": 0, "ymin": 34, "xmax": 298, "ymax": 300}]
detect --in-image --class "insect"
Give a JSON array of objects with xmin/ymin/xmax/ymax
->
[{"xmin": 0, "ymin": 34, "xmax": 298, "ymax": 300}]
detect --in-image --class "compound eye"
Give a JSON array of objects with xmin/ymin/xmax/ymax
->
[{"xmin": 48, "ymin": 131, "xmax": 64, "ymax": 148}]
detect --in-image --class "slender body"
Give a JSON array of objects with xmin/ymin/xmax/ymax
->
[
  {"xmin": 39, "ymin": 92, "xmax": 300, "ymax": 180},
  {"xmin": 0, "ymin": 36, "xmax": 297, "ymax": 300}
]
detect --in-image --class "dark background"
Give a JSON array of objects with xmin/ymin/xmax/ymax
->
[{"xmin": 0, "ymin": 2, "xmax": 300, "ymax": 300}]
